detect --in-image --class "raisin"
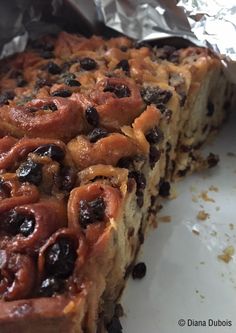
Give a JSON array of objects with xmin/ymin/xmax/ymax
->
[
  {"xmin": 47, "ymin": 61, "xmax": 61, "ymax": 75},
  {"xmin": 0, "ymin": 91, "xmax": 15, "ymax": 106},
  {"xmin": 64, "ymin": 78, "xmax": 81, "ymax": 87},
  {"xmin": 129, "ymin": 171, "xmax": 146, "ymax": 208},
  {"xmin": 80, "ymin": 57, "xmax": 97, "ymax": 70},
  {"xmin": 132, "ymin": 262, "xmax": 147, "ymax": 279},
  {"xmin": 62, "ymin": 72, "xmax": 76, "ymax": 80},
  {"xmin": 157, "ymin": 45, "xmax": 176, "ymax": 60},
  {"xmin": 207, "ymin": 101, "xmax": 215, "ymax": 117},
  {"xmin": 1, "ymin": 210, "xmax": 35, "ymax": 237},
  {"xmin": 42, "ymin": 103, "xmax": 58, "ymax": 111},
  {"xmin": 104, "ymin": 84, "xmax": 131, "ymax": 98},
  {"xmin": 16, "ymin": 76, "xmax": 27, "ymax": 87},
  {"xmin": 45, "ymin": 238, "xmax": 77, "ymax": 279},
  {"xmin": 87, "ymin": 128, "xmax": 108, "ymax": 143},
  {"xmin": 35, "ymin": 78, "xmax": 51, "ymax": 89},
  {"xmin": 116, "ymin": 59, "xmax": 129, "ymax": 72},
  {"xmin": 136, "ymin": 191, "xmax": 144, "ymax": 208},
  {"xmin": 16, "ymin": 159, "xmax": 42, "ymax": 186},
  {"xmin": 207, "ymin": 153, "xmax": 219, "ymax": 168},
  {"xmin": 85, "ymin": 106, "xmax": 99, "ymax": 127},
  {"xmin": 133, "ymin": 41, "xmax": 150, "ymax": 49},
  {"xmin": 40, "ymin": 51, "xmax": 54, "ymax": 59},
  {"xmin": 38, "ymin": 277, "xmax": 64, "ymax": 297},
  {"xmin": 117, "ymin": 156, "xmax": 133, "ymax": 169},
  {"xmin": 79, "ymin": 197, "xmax": 106, "ymax": 229},
  {"xmin": 120, "ymin": 46, "xmax": 128, "ymax": 52},
  {"xmin": 51, "ymin": 89, "xmax": 72, "ymax": 98},
  {"xmin": 159, "ymin": 180, "xmax": 170, "ymax": 197},
  {"xmin": 141, "ymin": 86, "xmax": 172, "ymax": 107},
  {"xmin": 55, "ymin": 166, "xmax": 76, "ymax": 192},
  {"xmin": 149, "ymin": 145, "xmax": 161, "ymax": 169},
  {"xmin": 0, "ymin": 179, "xmax": 10, "ymax": 199},
  {"xmin": 33, "ymin": 144, "xmax": 65, "ymax": 162},
  {"xmin": 164, "ymin": 109, "xmax": 172, "ymax": 122},
  {"xmin": 146, "ymin": 127, "xmax": 164, "ymax": 144},
  {"xmin": 128, "ymin": 171, "xmax": 146, "ymax": 191},
  {"xmin": 19, "ymin": 217, "xmax": 35, "ymax": 237},
  {"xmin": 106, "ymin": 317, "xmax": 123, "ymax": 333}
]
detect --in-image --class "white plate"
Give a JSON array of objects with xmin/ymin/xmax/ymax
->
[{"xmin": 121, "ymin": 111, "xmax": 236, "ymax": 333}]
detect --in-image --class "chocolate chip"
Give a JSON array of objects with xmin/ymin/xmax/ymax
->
[
  {"xmin": 45, "ymin": 238, "xmax": 77, "ymax": 279},
  {"xmin": 1, "ymin": 210, "xmax": 35, "ymax": 237},
  {"xmin": 51, "ymin": 89, "xmax": 72, "ymax": 98},
  {"xmin": 159, "ymin": 179, "xmax": 170, "ymax": 197},
  {"xmin": 33, "ymin": 144, "xmax": 65, "ymax": 162},
  {"xmin": 0, "ymin": 91, "xmax": 15, "ymax": 106},
  {"xmin": 80, "ymin": 57, "xmax": 97, "ymax": 71},
  {"xmin": 207, "ymin": 101, "xmax": 215, "ymax": 117},
  {"xmin": 207, "ymin": 153, "xmax": 219, "ymax": 168},
  {"xmin": 104, "ymin": 84, "xmax": 131, "ymax": 98},
  {"xmin": 16, "ymin": 159, "xmax": 42, "ymax": 186},
  {"xmin": 38, "ymin": 277, "xmax": 64, "ymax": 297},
  {"xmin": 132, "ymin": 262, "xmax": 147, "ymax": 279},
  {"xmin": 146, "ymin": 127, "xmax": 164, "ymax": 144},
  {"xmin": 47, "ymin": 61, "xmax": 61, "ymax": 75},
  {"xmin": 116, "ymin": 59, "xmax": 129, "ymax": 72},
  {"xmin": 85, "ymin": 106, "xmax": 99, "ymax": 127},
  {"xmin": 141, "ymin": 86, "xmax": 172, "ymax": 107},
  {"xmin": 149, "ymin": 145, "xmax": 161, "ymax": 169},
  {"xmin": 87, "ymin": 128, "xmax": 108, "ymax": 143},
  {"xmin": 79, "ymin": 197, "xmax": 106, "ymax": 229},
  {"xmin": 64, "ymin": 78, "xmax": 81, "ymax": 87}
]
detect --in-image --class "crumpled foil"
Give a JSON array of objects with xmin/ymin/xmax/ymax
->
[
  {"xmin": 0, "ymin": 0, "xmax": 235, "ymax": 81},
  {"xmin": 97, "ymin": 0, "xmax": 236, "ymax": 82}
]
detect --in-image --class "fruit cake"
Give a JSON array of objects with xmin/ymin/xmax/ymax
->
[{"xmin": 0, "ymin": 31, "xmax": 234, "ymax": 333}]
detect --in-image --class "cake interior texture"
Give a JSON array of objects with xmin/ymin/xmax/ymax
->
[{"xmin": 0, "ymin": 32, "xmax": 235, "ymax": 333}]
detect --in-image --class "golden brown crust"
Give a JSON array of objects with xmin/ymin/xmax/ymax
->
[{"xmin": 0, "ymin": 30, "xmax": 232, "ymax": 333}]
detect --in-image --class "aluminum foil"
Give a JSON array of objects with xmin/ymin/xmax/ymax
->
[
  {"xmin": 0, "ymin": 0, "xmax": 235, "ymax": 81},
  {"xmin": 97, "ymin": 0, "xmax": 236, "ymax": 82}
]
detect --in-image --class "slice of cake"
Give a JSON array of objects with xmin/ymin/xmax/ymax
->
[{"xmin": 0, "ymin": 32, "xmax": 234, "ymax": 333}]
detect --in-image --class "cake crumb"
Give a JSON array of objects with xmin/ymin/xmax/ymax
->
[
  {"xmin": 199, "ymin": 191, "xmax": 215, "ymax": 203},
  {"xmin": 229, "ymin": 224, "xmax": 234, "ymax": 230},
  {"xmin": 210, "ymin": 231, "xmax": 217, "ymax": 237},
  {"xmin": 197, "ymin": 210, "xmax": 209, "ymax": 221},
  {"xmin": 209, "ymin": 185, "xmax": 218, "ymax": 192},
  {"xmin": 218, "ymin": 246, "xmax": 235, "ymax": 263},
  {"xmin": 192, "ymin": 229, "xmax": 200, "ymax": 236},
  {"xmin": 159, "ymin": 215, "xmax": 171, "ymax": 223},
  {"xmin": 227, "ymin": 152, "xmax": 236, "ymax": 157}
]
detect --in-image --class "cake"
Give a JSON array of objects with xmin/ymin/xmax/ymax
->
[{"xmin": 0, "ymin": 31, "xmax": 234, "ymax": 333}]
